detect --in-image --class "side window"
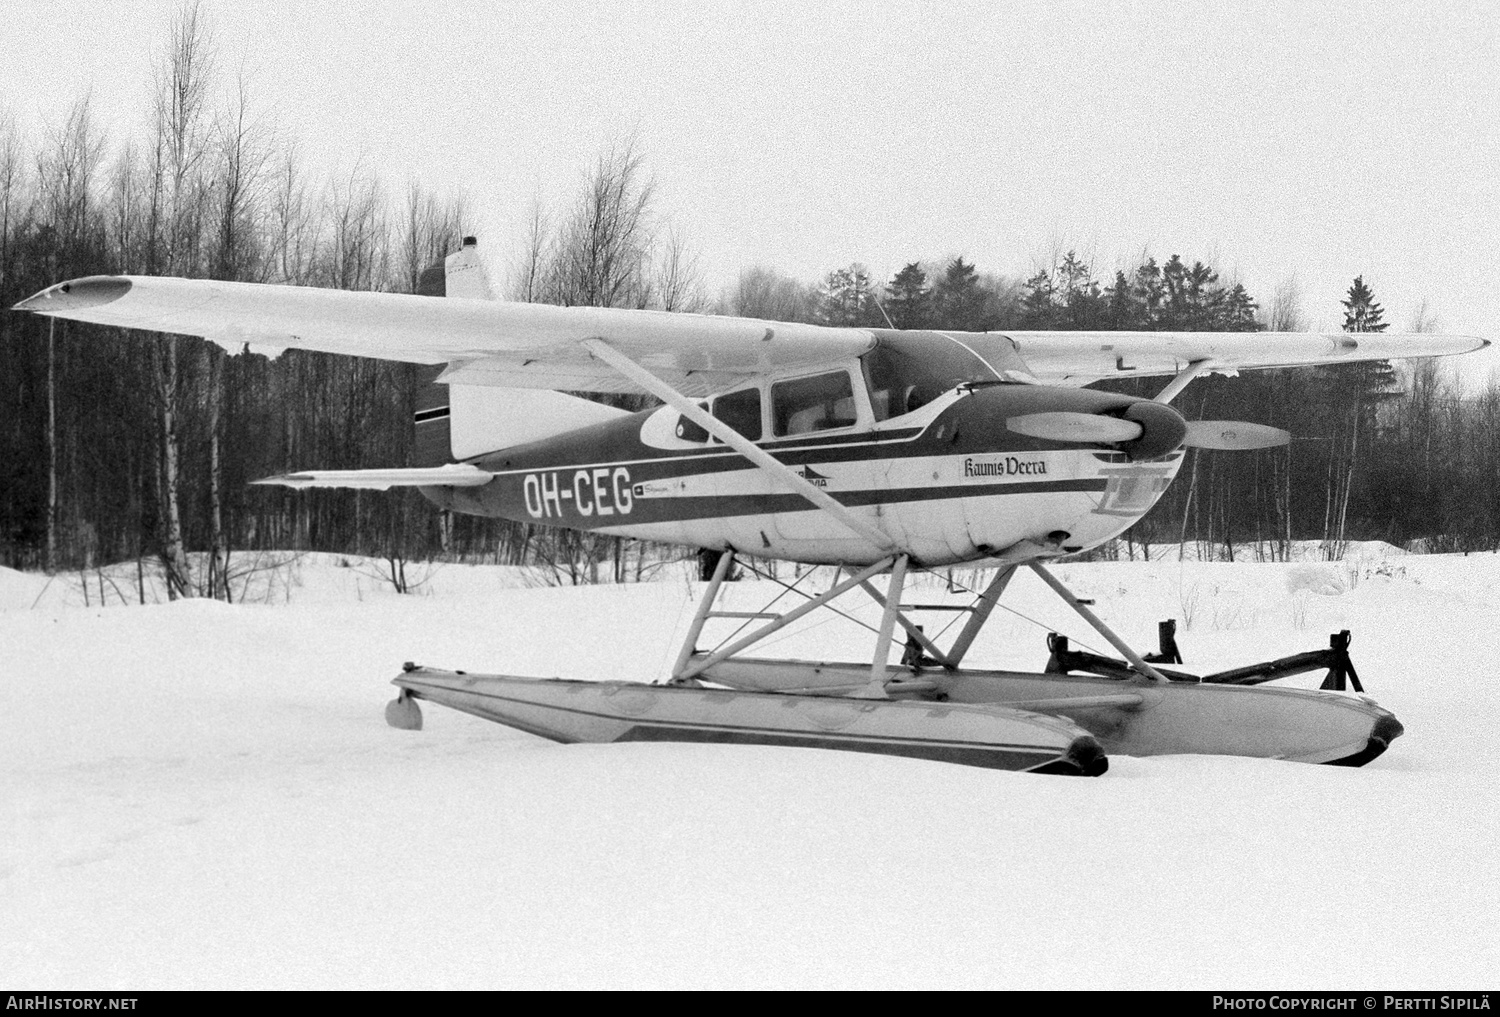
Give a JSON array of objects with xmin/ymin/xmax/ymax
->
[
  {"xmin": 675, "ymin": 403, "xmax": 710, "ymax": 442},
  {"xmin": 713, "ymin": 387, "xmax": 762, "ymax": 441},
  {"xmin": 772, "ymin": 371, "xmax": 857, "ymax": 437}
]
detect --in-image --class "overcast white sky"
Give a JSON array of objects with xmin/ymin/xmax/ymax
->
[{"xmin": 4, "ymin": 1, "xmax": 1497, "ymax": 351}]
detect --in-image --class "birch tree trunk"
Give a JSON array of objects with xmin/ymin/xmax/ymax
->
[
  {"xmin": 47, "ymin": 316, "xmax": 57, "ymax": 572},
  {"xmin": 154, "ymin": 336, "xmax": 191, "ymax": 599},
  {"xmin": 206, "ymin": 345, "xmax": 229, "ymax": 600}
]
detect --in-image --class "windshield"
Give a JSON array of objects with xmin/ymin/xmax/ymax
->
[{"xmin": 861, "ymin": 332, "xmax": 1001, "ymax": 421}]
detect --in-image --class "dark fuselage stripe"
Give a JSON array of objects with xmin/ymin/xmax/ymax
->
[
  {"xmin": 488, "ymin": 432, "xmax": 936, "ymax": 478},
  {"xmin": 615, "ymin": 479, "xmax": 1109, "ymax": 526}
]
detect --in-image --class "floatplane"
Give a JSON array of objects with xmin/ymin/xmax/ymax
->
[{"xmin": 16, "ymin": 241, "xmax": 1489, "ymax": 775}]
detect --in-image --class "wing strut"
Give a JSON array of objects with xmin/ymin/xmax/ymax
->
[
  {"xmin": 579, "ymin": 337, "xmax": 898, "ymax": 553},
  {"xmin": 1153, "ymin": 358, "xmax": 1212, "ymax": 405}
]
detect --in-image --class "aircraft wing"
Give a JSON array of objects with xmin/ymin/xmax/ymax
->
[
  {"xmin": 1002, "ymin": 330, "xmax": 1489, "ymax": 386},
  {"xmin": 15, "ymin": 276, "xmax": 1488, "ymax": 395},
  {"xmin": 13, "ymin": 275, "xmax": 873, "ymax": 397}
]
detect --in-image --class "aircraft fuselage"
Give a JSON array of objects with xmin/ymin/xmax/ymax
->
[{"xmin": 421, "ymin": 383, "xmax": 1185, "ymax": 567}]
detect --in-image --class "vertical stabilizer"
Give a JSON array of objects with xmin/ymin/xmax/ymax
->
[
  {"xmin": 413, "ymin": 237, "xmax": 495, "ymax": 465},
  {"xmin": 416, "ymin": 235, "xmax": 494, "ymax": 300},
  {"xmin": 413, "ymin": 366, "xmax": 452, "ymax": 466}
]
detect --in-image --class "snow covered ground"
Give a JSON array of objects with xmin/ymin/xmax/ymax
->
[{"xmin": 3, "ymin": 547, "xmax": 1497, "ymax": 989}]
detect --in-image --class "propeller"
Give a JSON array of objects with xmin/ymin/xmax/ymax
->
[
  {"xmin": 1005, "ymin": 412, "xmax": 1143, "ymax": 444},
  {"xmin": 1181, "ymin": 420, "xmax": 1290, "ymax": 450},
  {"xmin": 1006, "ymin": 412, "xmax": 1290, "ymax": 451}
]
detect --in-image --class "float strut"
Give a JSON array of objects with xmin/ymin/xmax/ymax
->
[
  {"xmin": 851, "ymin": 555, "xmax": 909, "ymax": 699},
  {"xmin": 677, "ymin": 557, "xmax": 897, "ymax": 682},
  {"xmin": 671, "ymin": 549, "xmax": 735, "ymax": 680},
  {"xmin": 942, "ymin": 564, "xmax": 1018, "ymax": 668},
  {"xmin": 854, "ymin": 569, "xmax": 956, "ymax": 669}
]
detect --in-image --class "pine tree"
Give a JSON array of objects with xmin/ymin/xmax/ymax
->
[
  {"xmin": 813, "ymin": 263, "xmax": 878, "ymax": 326},
  {"xmin": 1319, "ymin": 276, "xmax": 1396, "ymax": 556},
  {"xmin": 1017, "ymin": 251, "xmax": 1105, "ymax": 329},
  {"xmin": 1341, "ymin": 275, "xmax": 1396, "ymax": 393},
  {"xmin": 1104, "ymin": 269, "xmax": 1138, "ymax": 328},
  {"xmin": 932, "ymin": 256, "xmax": 988, "ymax": 330},
  {"xmin": 1159, "ymin": 255, "xmax": 1208, "ymax": 328},
  {"xmin": 885, "ymin": 261, "xmax": 930, "ymax": 329},
  {"xmin": 1213, "ymin": 283, "xmax": 1260, "ymax": 331},
  {"xmin": 1057, "ymin": 250, "xmax": 1103, "ymax": 328},
  {"xmin": 1019, "ymin": 268, "xmax": 1056, "ymax": 327},
  {"xmin": 1131, "ymin": 257, "xmax": 1165, "ymax": 328},
  {"xmin": 1342, "ymin": 276, "xmax": 1387, "ymax": 333}
]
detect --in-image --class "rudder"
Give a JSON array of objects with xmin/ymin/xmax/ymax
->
[{"xmin": 413, "ymin": 236, "xmax": 494, "ymax": 466}]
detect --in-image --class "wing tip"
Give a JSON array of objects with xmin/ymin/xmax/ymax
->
[
  {"xmin": 250, "ymin": 473, "xmax": 310, "ymax": 488},
  {"xmin": 13, "ymin": 276, "xmax": 133, "ymax": 313}
]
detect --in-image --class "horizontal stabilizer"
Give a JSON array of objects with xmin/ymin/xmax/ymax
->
[{"xmin": 252, "ymin": 464, "xmax": 493, "ymax": 490}]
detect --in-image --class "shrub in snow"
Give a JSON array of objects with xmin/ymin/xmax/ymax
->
[{"xmin": 1285, "ymin": 565, "xmax": 1346, "ymax": 597}]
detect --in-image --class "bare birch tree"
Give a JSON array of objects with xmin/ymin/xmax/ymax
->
[
  {"xmin": 148, "ymin": 0, "xmax": 216, "ymax": 598},
  {"xmin": 1265, "ymin": 275, "xmax": 1307, "ymax": 333},
  {"xmin": 321, "ymin": 161, "xmax": 387, "ymax": 291},
  {"xmin": 654, "ymin": 225, "xmax": 705, "ymax": 312},
  {"xmin": 268, "ymin": 141, "xmax": 313, "ymax": 284},
  {"xmin": 37, "ymin": 97, "xmax": 107, "ymax": 571},
  {"xmin": 510, "ymin": 193, "xmax": 551, "ymax": 302},
  {"xmin": 551, "ymin": 137, "xmax": 655, "ymax": 308},
  {"xmin": 726, "ymin": 265, "xmax": 811, "ymax": 321},
  {"xmin": 399, "ymin": 179, "xmax": 466, "ymax": 294},
  {"xmin": 0, "ymin": 108, "xmax": 27, "ymax": 291},
  {"xmin": 200, "ymin": 68, "xmax": 269, "ymax": 599}
]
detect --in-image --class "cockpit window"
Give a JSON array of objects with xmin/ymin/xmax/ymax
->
[
  {"xmin": 772, "ymin": 371, "xmax": 857, "ymax": 437},
  {"xmin": 861, "ymin": 333, "xmax": 1002, "ymax": 421}
]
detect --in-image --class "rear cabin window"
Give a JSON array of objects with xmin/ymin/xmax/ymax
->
[
  {"xmin": 713, "ymin": 387, "xmax": 762, "ymax": 440},
  {"xmin": 675, "ymin": 390, "xmax": 762, "ymax": 443},
  {"xmin": 861, "ymin": 334, "xmax": 1001, "ymax": 421},
  {"xmin": 772, "ymin": 371, "xmax": 857, "ymax": 437}
]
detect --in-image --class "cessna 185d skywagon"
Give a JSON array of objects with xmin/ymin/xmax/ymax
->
[{"xmin": 17, "ymin": 240, "xmax": 1489, "ymax": 775}]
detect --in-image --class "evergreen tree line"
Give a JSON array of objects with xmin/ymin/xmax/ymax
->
[{"xmin": 4, "ymin": 4, "xmax": 1498, "ymax": 594}]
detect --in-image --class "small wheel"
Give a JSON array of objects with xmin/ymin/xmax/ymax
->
[{"xmin": 385, "ymin": 691, "xmax": 423, "ymax": 731}]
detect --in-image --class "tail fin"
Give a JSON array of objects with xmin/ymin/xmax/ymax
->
[
  {"xmin": 414, "ymin": 236, "xmax": 495, "ymax": 466},
  {"xmin": 411, "ymin": 237, "xmax": 627, "ymax": 466},
  {"xmin": 416, "ymin": 235, "xmax": 494, "ymax": 300},
  {"xmin": 413, "ymin": 368, "xmax": 452, "ymax": 466}
]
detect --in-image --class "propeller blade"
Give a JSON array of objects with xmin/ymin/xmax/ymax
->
[
  {"xmin": 1182, "ymin": 420, "xmax": 1291, "ymax": 450},
  {"xmin": 1005, "ymin": 412, "xmax": 1144, "ymax": 444}
]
